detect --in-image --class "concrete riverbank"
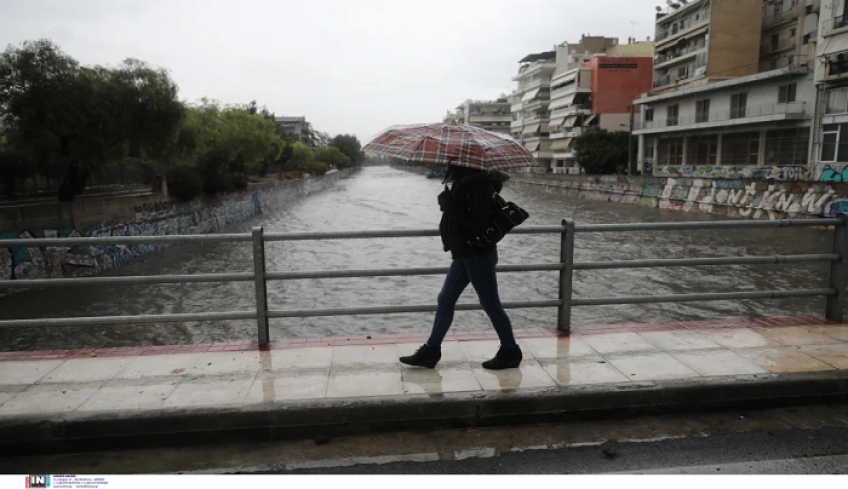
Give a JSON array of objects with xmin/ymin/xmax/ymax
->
[{"xmin": 0, "ymin": 170, "xmax": 354, "ymax": 295}]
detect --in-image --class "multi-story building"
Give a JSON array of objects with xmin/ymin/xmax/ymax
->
[
  {"xmin": 444, "ymin": 98, "xmax": 512, "ymax": 134},
  {"xmin": 635, "ymin": 0, "xmax": 818, "ymax": 176},
  {"xmin": 814, "ymin": 0, "xmax": 848, "ymax": 177},
  {"xmin": 549, "ymin": 49, "xmax": 654, "ymax": 174},
  {"xmin": 651, "ymin": 0, "xmax": 762, "ymax": 94},
  {"xmin": 275, "ymin": 116, "xmax": 315, "ymax": 147},
  {"xmin": 511, "ymin": 35, "xmax": 654, "ymax": 173},
  {"xmin": 509, "ymin": 51, "xmax": 557, "ymax": 172}
]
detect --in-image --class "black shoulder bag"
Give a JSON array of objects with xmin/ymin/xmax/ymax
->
[{"xmin": 468, "ymin": 185, "xmax": 530, "ymax": 247}]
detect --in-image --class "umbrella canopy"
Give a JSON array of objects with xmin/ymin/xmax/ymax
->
[{"xmin": 363, "ymin": 123, "xmax": 538, "ymax": 171}]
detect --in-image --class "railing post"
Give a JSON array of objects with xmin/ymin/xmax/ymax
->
[
  {"xmin": 557, "ymin": 219, "xmax": 575, "ymax": 333},
  {"xmin": 826, "ymin": 214, "xmax": 848, "ymax": 322},
  {"xmin": 252, "ymin": 226, "xmax": 270, "ymax": 346}
]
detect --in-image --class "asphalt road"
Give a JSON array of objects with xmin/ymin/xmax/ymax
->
[
  {"xmin": 4, "ymin": 403, "xmax": 848, "ymax": 475},
  {"xmin": 277, "ymin": 425, "xmax": 848, "ymax": 475}
]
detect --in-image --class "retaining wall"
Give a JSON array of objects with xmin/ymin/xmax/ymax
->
[
  {"xmin": 509, "ymin": 172, "xmax": 848, "ymax": 220},
  {"xmin": 0, "ymin": 171, "xmax": 351, "ymax": 294}
]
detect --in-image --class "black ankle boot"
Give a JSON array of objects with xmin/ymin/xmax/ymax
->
[
  {"xmin": 482, "ymin": 345, "xmax": 522, "ymax": 370},
  {"xmin": 400, "ymin": 344, "xmax": 441, "ymax": 368}
]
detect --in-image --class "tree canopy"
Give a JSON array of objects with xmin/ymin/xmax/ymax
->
[
  {"xmin": 0, "ymin": 40, "xmax": 184, "ymax": 200},
  {"xmin": 330, "ymin": 134, "xmax": 365, "ymax": 169},
  {"xmin": 0, "ymin": 38, "xmax": 363, "ymax": 202},
  {"xmin": 573, "ymin": 127, "xmax": 630, "ymax": 175}
]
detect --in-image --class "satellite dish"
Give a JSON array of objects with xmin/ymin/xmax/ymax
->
[
  {"xmin": 666, "ymin": 0, "xmax": 675, "ymax": 6},
  {"xmin": 656, "ymin": 6, "xmax": 662, "ymax": 11}
]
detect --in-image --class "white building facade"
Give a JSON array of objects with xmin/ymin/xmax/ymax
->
[
  {"xmin": 635, "ymin": 68, "xmax": 815, "ymax": 175},
  {"xmin": 815, "ymin": 0, "xmax": 848, "ymax": 179},
  {"xmin": 509, "ymin": 53, "xmax": 557, "ymax": 172}
]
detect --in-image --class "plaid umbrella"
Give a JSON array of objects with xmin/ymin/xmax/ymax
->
[{"xmin": 362, "ymin": 123, "xmax": 538, "ymax": 171}]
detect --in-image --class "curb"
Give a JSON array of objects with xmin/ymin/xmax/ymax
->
[{"xmin": 2, "ymin": 370, "xmax": 848, "ymax": 456}]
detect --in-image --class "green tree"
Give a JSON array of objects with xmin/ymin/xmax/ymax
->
[
  {"xmin": 285, "ymin": 142, "xmax": 313, "ymax": 172},
  {"xmin": 573, "ymin": 127, "xmax": 630, "ymax": 175},
  {"xmin": 313, "ymin": 146, "xmax": 346, "ymax": 168},
  {"xmin": 330, "ymin": 134, "xmax": 365, "ymax": 168},
  {"xmin": 0, "ymin": 39, "xmax": 183, "ymax": 201}
]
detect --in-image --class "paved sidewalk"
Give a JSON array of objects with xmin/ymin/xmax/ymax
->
[{"xmin": 2, "ymin": 316, "xmax": 848, "ymax": 454}]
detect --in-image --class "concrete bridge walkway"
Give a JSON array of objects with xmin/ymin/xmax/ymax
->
[{"xmin": 2, "ymin": 316, "xmax": 848, "ymax": 455}]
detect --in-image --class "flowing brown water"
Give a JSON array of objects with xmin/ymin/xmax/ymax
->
[{"xmin": 0, "ymin": 166, "xmax": 833, "ymax": 351}]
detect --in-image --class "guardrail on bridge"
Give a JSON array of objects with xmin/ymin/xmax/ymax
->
[{"xmin": 0, "ymin": 217, "xmax": 846, "ymax": 346}]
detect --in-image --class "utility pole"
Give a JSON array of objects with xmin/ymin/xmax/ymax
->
[{"xmin": 628, "ymin": 104, "xmax": 635, "ymax": 176}]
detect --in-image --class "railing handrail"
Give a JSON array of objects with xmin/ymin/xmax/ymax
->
[{"xmin": 1, "ymin": 217, "xmax": 845, "ymax": 343}]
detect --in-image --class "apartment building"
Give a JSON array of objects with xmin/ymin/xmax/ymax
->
[
  {"xmin": 445, "ymin": 98, "xmax": 512, "ymax": 134},
  {"xmin": 815, "ymin": 0, "xmax": 848, "ymax": 175},
  {"xmin": 275, "ymin": 116, "xmax": 315, "ymax": 147},
  {"xmin": 549, "ymin": 52, "xmax": 654, "ymax": 174},
  {"xmin": 511, "ymin": 35, "xmax": 653, "ymax": 172},
  {"xmin": 509, "ymin": 51, "xmax": 558, "ymax": 171},
  {"xmin": 635, "ymin": 0, "xmax": 819, "ymax": 175}
]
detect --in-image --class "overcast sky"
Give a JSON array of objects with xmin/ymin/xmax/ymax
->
[{"xmin": 1, "ymin": 0, "xmax": 661, "ymax": 143}]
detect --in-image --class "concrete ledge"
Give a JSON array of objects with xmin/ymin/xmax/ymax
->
[{"xmin": 3, "ymin": 370, "xmax": 848, "ymax": 456}]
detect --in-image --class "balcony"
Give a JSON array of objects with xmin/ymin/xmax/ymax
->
[
  {"xmin": 822, "ymin": 15, "xmax": 848, "ymax": 37},
  {"xmin": 655, "ymin": 42, "xmax": 707, "ymax": 68},
  {"xmin": 635, "ymin": 101, "xmax": 808, "ymax": 134},
  {"xmin": 656, "ymin": 15, "xmax": 709, "ymax": 45},
  {"xmin": 763, "ymin": 8, "xmax": 802, "ymax": 29},
  {"xmin": 510, "ymin": 120, "xmax": 525, "ymax": 129},
  {"xmin": 830, "ymin": 58, "xmax": 848, "ymax": 77},
  {"xmin": 761, "ymin": 37, "xmax": 797, "ymax": 56},
  {"xmin": 524, "ymin": 78, "xmax": 550, "ymax": 90},
  {"xmin": 551, "ymin": 104, "xmax": 590, "ymax": 119},
  {"xmin": 523, "ymin": 98, "xmax": 550, "ymax": 111},
  {"xmin": 524, "ymin": 115, "xmax": 550, "ymax": 125},
  {"xmin": 759, "ymin": 54, "xmax": 809, "ymax": 72}
]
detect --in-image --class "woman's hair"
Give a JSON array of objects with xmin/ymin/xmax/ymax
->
[{"xmin": 443, "ymin": 165, "xmax": 484, "ymax": 184}]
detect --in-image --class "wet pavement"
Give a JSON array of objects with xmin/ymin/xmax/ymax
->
[{"xmin": 1, "ymin": 316, "xmax": 847, "ymax": 417}]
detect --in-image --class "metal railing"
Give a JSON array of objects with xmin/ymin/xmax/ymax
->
[{"xmin": 0, "ymin": 218, "xmax": 846, "ymax": 345}]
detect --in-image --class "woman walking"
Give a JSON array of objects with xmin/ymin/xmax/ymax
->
[{"xmin": 400, "ymin": 165, "xmax": 522, "ymax": 370}]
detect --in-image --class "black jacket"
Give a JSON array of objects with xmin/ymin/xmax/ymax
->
[{"xmin": 438, "ymin": 171, "xmax": 507, "ymax": 259}]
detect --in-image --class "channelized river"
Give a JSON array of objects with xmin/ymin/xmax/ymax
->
[{"xmin": 0, "ymin": 167, "xmax": 833, "ymax": 351}]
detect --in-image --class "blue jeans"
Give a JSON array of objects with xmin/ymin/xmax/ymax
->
[{"xmin": 427, "ymin": 251, "xmax": 517, "ymax": 347}]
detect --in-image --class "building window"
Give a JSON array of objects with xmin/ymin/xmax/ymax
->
[
  {"xmin": 696, "ymin": 99, "xmax": 711, "ymax": 123},
  {"xmin": 645, "ymin": 108, "xmax": 654, "ymax": 122},
  {"xmin": 722, "ymin": 132, "xmax": 760, "ymax": 165},
  {"xmin": 731, "ymin": 93, "xmax": 748, "ymax": 119},
  {"xmin": 687, "ymin": 135, "xmax": 719, "ymax": 165},
  {"xmin": 765, "ymin": 128, "xmax": 810, "ymax": 165},
  {"xmin": 657, "ymin": 137, "xmax": 684, "ymax": 165},
  {"xmin": 771, "ymin": 33, "xmax": 780, "ymax": 51},
  {"xmin": 821, "ymin": 124, "xmax": 848, "ymax": 162},
  {"xmin": 790, "ymin": 28, "xmax": 797, "ymax": 37},
  {"xmin": 778, "ymin": 84, "xmax": 797, "ymax": 103},
  {"xmin": 803, "ymin": 34, "xmax": 811, "ymax": 45},
  {"xmin": 826, "ymin": 87, "xmax": 848, "ymax": 114},
  {"xmin": 667, "ymin": 105, "xmax": 679, "ymax": 126}
]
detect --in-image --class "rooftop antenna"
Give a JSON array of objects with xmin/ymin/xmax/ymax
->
[{"xmin": 630, "ymin": 21, "xmax": 640, "ymax": 39}]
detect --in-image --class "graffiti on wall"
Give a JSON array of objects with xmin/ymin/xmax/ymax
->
[
  {"xmin": 0, "ymin": 173, "xmax": 344, "ymax": 294},
  {"xmin": 819, "ymin": 165, "xmax": 848, "ymax": 183},
  {"xmin": 515, "ymin": 172, "xmax": 848, "ymax": 221},
  {"xmin": 655, "ymin": 165, "xmax": 809, "ymax": 181}
]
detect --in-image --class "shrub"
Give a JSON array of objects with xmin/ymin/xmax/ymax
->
[
  {"xmin": 167, "ymin": 166, "xmax": 204, "ymax": 201},
  {"xmin": 284, "ymin": 171, "xmax": 303, "ymax": 179},
  {"xmin": 305, "ymin": 161, "xmax": 329, "ymax": 176}
]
